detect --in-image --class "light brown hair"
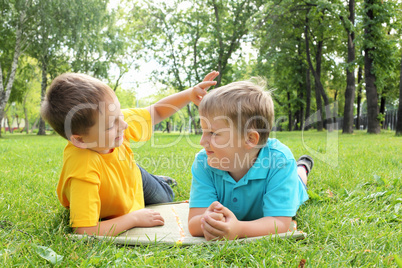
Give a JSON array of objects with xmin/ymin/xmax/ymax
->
[
  {"xmin": 41, "ymin": 73, "xmax": 114, "ymax": 139},
  {"xmin": 199, "ymin": 78, "xmax": 274, "ymax": 145}
]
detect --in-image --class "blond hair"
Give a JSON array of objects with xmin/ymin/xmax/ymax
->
[
  {"xmin": 41, "ymin": 73, "xmax": 115, "ymax": 140},
  {"xmin": 199, "ymin": 78, "xmax": 274, "ymax": 145}
]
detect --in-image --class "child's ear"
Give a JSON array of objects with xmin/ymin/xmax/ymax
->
[
  {"xmin": 245, "ymin": 130, "xmax": 260, "ymax": 149},
  {"xmin": 69, "ymin": 135, "xmax": 88, "ymax": 149}
]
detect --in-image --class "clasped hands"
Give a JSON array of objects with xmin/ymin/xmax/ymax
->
[{"xmin": 200, "ymin": 201, "xmax": 242, "ymax": 241}]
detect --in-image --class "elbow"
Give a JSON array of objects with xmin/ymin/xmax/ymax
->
[
  {"xmin": 73, "ymin": 226, "xmax": 100, "ymax": 236},
  {"xmin": 276, "ymin": 225, "xmax": 289, "ymax": 234},
  {"xmin": 73, "ymin": 227, "xmax": 87, "ymax": 235},
  {"xmin": 188, "ymin": 225, "xmax": 199, "ymax": 237},
  {"xmin": 273, "ymin": 217, "xmax": 292, "ymax": 234},
  {"xmin": 188, "ymin": 222, "xmax": 204, "ymax": 237}
]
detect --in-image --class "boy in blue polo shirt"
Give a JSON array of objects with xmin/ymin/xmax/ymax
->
[{"xmin": 188, "ymin": 79, "xmax": 313, "ymax": 241}]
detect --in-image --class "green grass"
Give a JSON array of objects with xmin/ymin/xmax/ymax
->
[{"xmin": 0, "ymin": 131, "xmax": 401, "ymax": 267}]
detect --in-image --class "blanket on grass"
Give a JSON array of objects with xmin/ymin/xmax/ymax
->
[{"xmin": 72, "ymin": 202, "xmax": 306, "ymax": 246}]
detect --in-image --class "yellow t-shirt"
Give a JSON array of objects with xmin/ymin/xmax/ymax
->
[{"xmin": 57, "ymin": 108, "xmax": 152, "ymax": 227}]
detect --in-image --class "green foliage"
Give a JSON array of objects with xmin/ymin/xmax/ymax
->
[
  {"xmin": 359, "ymin": 0, "xmax": 400, "ymax": 93},
  {"xmin": 114, "ymin": 87, "xmax": 136, "ymax": 109},
  {"xmin": 2, "ymin": 0, "xmax": 402, "ymax": 136}
]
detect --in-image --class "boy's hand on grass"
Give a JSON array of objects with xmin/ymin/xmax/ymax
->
[
  {"xmin": 201, "ymin": 202, "xmax": 241, "ymax": 241},
  {"xmin": 131, "ymin": 208, "xmax": 164, "ymax": 227},
  {"xmin": 190, "ymin": 71, "xmax": 219, "ymax": 106}
]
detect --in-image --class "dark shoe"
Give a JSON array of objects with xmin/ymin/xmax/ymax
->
[
  {"xmin": 297, "ymin": 155, "xmax": 314, "ymax": 175},
  {"xmin": 158, "ymin": 175, "xmax": 178, "ymax": 187}
]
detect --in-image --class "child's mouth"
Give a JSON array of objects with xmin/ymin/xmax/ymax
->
[{"xmin": 206, "ymin": 150, "xmax": 214, "ymax": 155}]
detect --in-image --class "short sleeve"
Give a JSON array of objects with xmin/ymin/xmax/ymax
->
[
  {"xmin": 189, "ymin": 152, "xmax": 218, "ymax": 208},
  {"xmin": 263, "ymin": 157, "xmax": 306, "ymax": 217},
  {"xmin": 123, "ymin": 108, "xmax": 152, "ymax": 142},
  {"xmin": 68, "ymin": 178, "xmax": 101, "ymax": 227}
]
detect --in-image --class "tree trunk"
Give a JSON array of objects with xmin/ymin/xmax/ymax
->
[
  {"xmin": 356, "ymin": 64, "xmax": 363, "ymax": 129},
  {"xmin": 364, "ymin": 55, "xmax": 380, "ymax": 134},
  {"xmin": 316, "ymin": 39, "xmax": 333, "ymax": 131},
  {"xmin": 24, "ymin": 117, "xmax": 29, "ymax": 134},
  {"xmin": 342, "ymin": 0, "xmax": 356, "ymax": 134},
  {"xmin": 296, "ymin": 41, "xmax": 304, "ymax": 131},
  {"xmin": 395, "ymin": 53, "xmax": 402, "ymax": 136},
  {"xmin": 16, "ymin": 115, "xmax": 20, "ymax": 129},
  {"xmin": 23, "ymin": 91, "xmax": 29, "ymax": 134},
  {"xmin": 287, "ymin": 91, "xmax": 292, "ymax": 131},
  {"xmin": 305, "ymin": 64, "xmax": 311, "ymax": 129},
  {"xmin": 305, "ymin": 14, "xmax": 326, "ymax": 131},
  {"xmin": 364, "ymin": 0, "xmax": 381, "ymax": 134},
  {"xmin": 5, "ymin": 114, "xmax": 13, "ymax": 134},
  {"xmin": 379, "ymin": 96, "xmax": 386, "ymax": 129},
  {"xmin": 165, "ymin": 121, "xmax": 171, "ymax": 133},
  {"xmin": 212, "ymin": 0, "xmax": 224, "ymax": 87},
  {"xmin": 0, "ymin": 9, "xmax": 25, "ymax": 138},
  {"xmin": 37, "ymin": 60, "xmax": 48, "ymax": 135},
  {"xmin": 187, "ymin": 104, "xmax": 200, "ymax": 134},
  {"xmin": 31, "ymin": 116, "xmax": 39, "ymax": 133}
]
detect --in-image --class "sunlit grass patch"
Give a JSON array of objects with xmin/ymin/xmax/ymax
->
[{"xmin": 0, "ymin": 131, "xmax": 401, "ymax": 266}]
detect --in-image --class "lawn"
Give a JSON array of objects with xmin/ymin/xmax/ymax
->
[{"xmin": 0, "ymin": 131, "xmax": 401, "ymax": 267}]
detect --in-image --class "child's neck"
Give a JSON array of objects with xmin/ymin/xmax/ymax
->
[{"xmin": 229, "ymin": 149, "xmax": 260, "ymax": 182}]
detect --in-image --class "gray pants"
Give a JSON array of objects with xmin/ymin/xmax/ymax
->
[{"xmin": 137, "ymin": 165, "xmax": 174, "ymax": 205}]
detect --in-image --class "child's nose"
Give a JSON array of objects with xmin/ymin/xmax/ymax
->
[
  {"xmin": 119, "ymin": 118, "xmax": 128, "ymax": 131},
  {"xmin": 200, "ymin": 134, "xmax": 209, "ymax": 147}
]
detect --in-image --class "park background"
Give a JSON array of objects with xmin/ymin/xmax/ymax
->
[{"xmin": 1, "ymin": 0, "xmax": 402, "ymax": 266}]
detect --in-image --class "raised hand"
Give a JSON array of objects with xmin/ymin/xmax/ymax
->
[{"xmin": 190, "ymin": 71, "xmax": 219, "ymax": 106}]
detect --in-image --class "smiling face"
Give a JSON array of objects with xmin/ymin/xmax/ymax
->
[
  {"xmin": 199, "ymin": 115, "xmax": 257, "ymax": 181},
  {"xmin": 78, "ymin": 95, "xmax": 128, "ymax": 154}
]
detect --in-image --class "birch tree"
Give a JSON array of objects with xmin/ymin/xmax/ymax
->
[{"xmin": 0, "ymin": 0, "xmax": 29, "ymax": 137}]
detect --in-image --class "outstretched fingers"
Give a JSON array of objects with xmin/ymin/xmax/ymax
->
[
  {"xmin": 203, "ymin": 71, "xmax": 219, "ymax": 82},
  {"xmin": 195, "ymin": 81, "xmax": 217, "ymax": 92}
]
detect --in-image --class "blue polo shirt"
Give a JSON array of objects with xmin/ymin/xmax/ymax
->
[{"xmin": 189, "ymin": 138, "xmax": 308, "ymax": 221}]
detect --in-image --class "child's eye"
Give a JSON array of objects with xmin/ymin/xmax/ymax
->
[{"xmin": 210, "ymin": 132, "xmax": 217, "ymax": 136}]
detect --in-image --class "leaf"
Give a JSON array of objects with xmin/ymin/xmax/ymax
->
[
  {"xmin": 34, "ymin": 245, "xmax": 64, "ymax": 265},
  {"xmin": 307, "ymin": 190, "xmax": 323, "ymax": 201}
]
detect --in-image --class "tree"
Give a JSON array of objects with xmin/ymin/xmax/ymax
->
[
  {"xmin": 396, "ymin": 53, "xmax": 402, "ymax": 136},
  {"xmin": 252, "ymin": 0, "xmax": 310, "ymax": 131},
  {"xmin": 304, "ymin": 5, "xmax": 339, "ymax": 132},
  {"xmin": 10, "ymin": 57, "xmax": 41, "ymax": 134},
  {"xmin": 144, "ymin": 0, "xmax": 208, "ymax": 133},
  {"xmin": 0, "ymin": 0, "xmax": 29, "ymax": 137},
  {"xmin": 341, "ymin": 0, "xmax": 356, "ymax": 134},
  {"xmin": 362, "ymin": 0, "xmax": 395, "ymax": 134},
  {"xmin": 210, "ymin": 0, "xmax": 260, "ymax": 87},
  {"xmin": 27, "ymin": 0, "xmax": 110, "ymax": 135},
  {"xmin": 146, "ymin": 0, "xmax": 260, "ymax": 86}
]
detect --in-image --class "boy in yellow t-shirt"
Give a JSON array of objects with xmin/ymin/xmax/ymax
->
[{"xmin": 41, "ymin": 71, "xmax": 218, "ymax": 236}]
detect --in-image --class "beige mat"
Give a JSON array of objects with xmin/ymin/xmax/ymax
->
[{"xmin": 72, "ymin": 202, "xmax": 306, "ymax": 246}]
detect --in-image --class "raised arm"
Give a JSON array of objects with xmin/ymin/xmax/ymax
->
[{"xmin": 146, "ymin": 71, "xmax": 219, "ymax": 125}]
